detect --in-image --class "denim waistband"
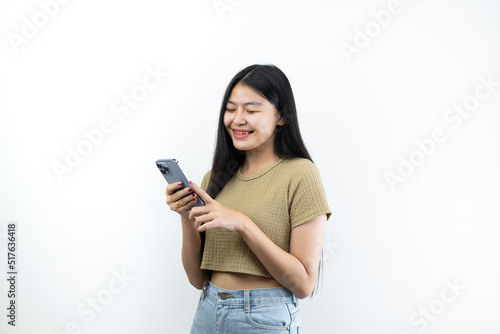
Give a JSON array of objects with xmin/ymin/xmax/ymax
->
[{"xmin": 204, "ymin": 281, "xmax": 297, "ymax": 307}]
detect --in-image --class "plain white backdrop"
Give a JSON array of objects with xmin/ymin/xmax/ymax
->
[{"xmin": 1, "ymin": 0, "xmax": 500, "ymax": 333}]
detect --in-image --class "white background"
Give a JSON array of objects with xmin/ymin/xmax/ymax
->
[{"xmin": 1, "ymin": 0, "xmax": 500, "ymax": 333}]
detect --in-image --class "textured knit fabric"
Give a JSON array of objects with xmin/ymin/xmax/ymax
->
[{"xmin": 200, "ymin": 157, "xmax": 332, "ymax": 278}]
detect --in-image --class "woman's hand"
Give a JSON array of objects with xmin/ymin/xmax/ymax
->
[
  {"xmin": 165, "ymin": 182, "xmax": 198, "ymax": 219},
  {"xmin": 187, "ymin": 182, "xmax": 327, "ymax": 298},
  {"xmin": 188, "ymin": 181, "xmax": 251, "ymax": 233}
]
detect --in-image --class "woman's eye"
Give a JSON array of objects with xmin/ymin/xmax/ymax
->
[
  {"xmin": 247, "ymin": 110, "xmax": 257, "ymax": 113},
  {"xmin": 225, "ymin": 108, "xmax": 235, "ymax": 112}
]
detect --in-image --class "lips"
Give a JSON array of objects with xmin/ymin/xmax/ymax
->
[{"xmin": 232, "ymin": 129, "xmax": 254, "ymax": 138}]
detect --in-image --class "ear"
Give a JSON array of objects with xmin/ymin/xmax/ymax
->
[{"xmin": 277, "ymin": 111, "xmax": 285, "ymax": 126}]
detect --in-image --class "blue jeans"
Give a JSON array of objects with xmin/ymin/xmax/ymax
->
[{"xmin": 190, "ymin": 281, "xmax": 302, "ymax": 334}]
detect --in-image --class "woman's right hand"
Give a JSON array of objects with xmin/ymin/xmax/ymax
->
[{"xmin": 166, "ymin": 182, "xmax": 198, "ymax": 219}]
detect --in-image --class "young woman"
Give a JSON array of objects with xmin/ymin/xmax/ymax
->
[{"xmin": 165, "ymin": 64, "xmax": 331, "ymax": 333}]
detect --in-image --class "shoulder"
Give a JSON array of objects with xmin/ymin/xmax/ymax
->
[
  {"xmin": 202, "ymin": 169, "xmax": 212, "ymax": 179},
  {"xmin": 201, "ymin": 170, "xmax": 212, "ymax": 191},
  {"xmin": 284, "ymin": 158, "xmax": 331, "ymax": 226},
  {"xmin": 280, "ymin": 158, "xmax": 327, "ymax": 193},
  {"xmin": 281, "ymin": 158, "xmax": 321, "ymax": 177},
  {"xmin": 280, "ymin": 157, "xmax": 310, "ymax": 167}
]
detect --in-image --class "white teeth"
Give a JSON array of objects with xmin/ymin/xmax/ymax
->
[{"xmin": 234, "ymin": 131, "xmax": 251, "ymax": 135}]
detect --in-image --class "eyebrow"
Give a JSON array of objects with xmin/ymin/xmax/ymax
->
[{"xmin": 227, "ymin": 100, "xmax": 262, "ymax": 106}]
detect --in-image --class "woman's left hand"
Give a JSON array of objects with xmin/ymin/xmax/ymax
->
[{"xmin": 188, "ymin": 181, "xmax": 251, "ymax": 233}]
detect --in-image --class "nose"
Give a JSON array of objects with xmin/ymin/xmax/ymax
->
[{"xmin": 232, "ymin": 108, "xmax": 246, "ymax": 125}]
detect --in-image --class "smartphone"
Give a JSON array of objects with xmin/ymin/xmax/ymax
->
[{"xmin": 155, "ymin": 159, "xmax": 205, "ymax": 207}]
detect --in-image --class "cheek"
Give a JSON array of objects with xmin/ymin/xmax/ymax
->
[
  {"xmin": 223, "ymin": 113, "xmax": 233, "ymax": 127},
  {"xmin": 258, "ymin": 118, "xmax": 277, "ymax": 134}
]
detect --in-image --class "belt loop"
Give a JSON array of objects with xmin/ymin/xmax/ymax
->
[
  {"xmin": 292, "ymin": 293, "xmax": 298, "ymax": 307},
  {"xmin": 244, "ymin": 290, "xmax": 250, "ymax": 313},
  {"xmin": 201, "ymin": 281, "xmax": 208, "ymax": 301}
]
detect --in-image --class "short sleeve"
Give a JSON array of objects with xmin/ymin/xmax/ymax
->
[
  {"xmin": 200, "ymin": 170, "xmax": 211, "ymax": 191},
  {"xmin": 289, "ymin": 160, "xmax": 332, "ymax": 229}
]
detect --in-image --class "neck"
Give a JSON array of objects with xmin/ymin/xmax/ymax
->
[{"xmin": 240, "ymin": 150, "xmax": 280, "ymax": 175}]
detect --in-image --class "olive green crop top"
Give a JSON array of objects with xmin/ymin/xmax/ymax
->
[{"xmin": 200, "ymin": 157, "xmax": 332, "ymax": 278}]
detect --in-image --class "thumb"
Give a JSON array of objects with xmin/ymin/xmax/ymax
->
[{"xmin": 189, "ymin": 181, "xmax": 213, "ymax": 204}]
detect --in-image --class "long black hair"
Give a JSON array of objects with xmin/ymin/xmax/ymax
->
[
  {"xmin": 206, "ymin": 64, "xmax": 312, "ymax": 198},
  {"xmin": 201, "ymin": 64, "xmax": 322, "ymax": 296}
]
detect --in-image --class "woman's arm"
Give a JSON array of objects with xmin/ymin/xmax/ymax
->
[
  {"xmin": 188, "ymin": 181, "xmax": 327, "ymax": 298},
  {"xmin": 239, "ymin": 214, "xmax": 327, "ymax": 299},
  {"xmin": 180, "ymin": 215, "xmax": 204, "ymax": 289},
  {"xmin": 166, "ymin": 182, "xmax": 204, "ymax": 289}
]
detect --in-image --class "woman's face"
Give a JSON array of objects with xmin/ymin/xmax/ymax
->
[{"xmin": 224, "ymin": 82, "xmax": 284, "ymax": 155}]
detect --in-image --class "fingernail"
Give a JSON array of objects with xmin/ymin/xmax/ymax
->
[
  {"xmin": 178, "ymin": 182, "xmax": 183, "ymax": 186},
  {"xmin": 190, "ymin": 181, "xmax": 193, "ymax": 185},
  {"xmin": 187, "ymin": 187, "xmax": 192, "ymax": 192},
  {"xmin": 192, "ymin": 193, "xmax": 196, "ymax": 197}
]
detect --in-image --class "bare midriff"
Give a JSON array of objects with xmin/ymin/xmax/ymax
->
[{"xmin": 211, "ymin": 271, "xmax": 283, "ymax": 290}]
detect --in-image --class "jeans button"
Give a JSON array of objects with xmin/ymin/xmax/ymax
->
[{"xmin": 220, "ymin": 293, "xmax": 227, "ymax": 300}]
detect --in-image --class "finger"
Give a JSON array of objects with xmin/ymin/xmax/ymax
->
[
  {"xmin": 166, "ymin": 182, "xmax": 186, "ymax": 197},
  {"xmin": 193, "ymin": 212, "xmax": 214, "ymax": 230},
  {"xmin": 182, "ymin": 192, "xmax": 198, "ymax": 208},
  {"xmin": 168, "ymin": 188, "xmax": 193, "ymax": 209},
  {"xmin": 175, "ymin": 193, "xmax": 194, "ymax": 207},
  {"xmin": 189, "ymin": 181, "xmax": 213, "ymax": 204},
  {"xmin": 177, "ymin": 194, "xmax": 197, "ymax": 214},
  {"xmin": 167, "ymin": 185, "xmax": 194, "ymax": 204},
  {"xmin": 197, "ymin": 220, "xmax": 216, "ymax": 232},
  {"xmin": 188, "ymin": 203, "xmax": 211, "ymax": 221}
]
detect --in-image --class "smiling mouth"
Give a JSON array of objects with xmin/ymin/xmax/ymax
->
[{"xmin": 233, "ymin": 130, "xmax": 254, "ymax": 136}]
